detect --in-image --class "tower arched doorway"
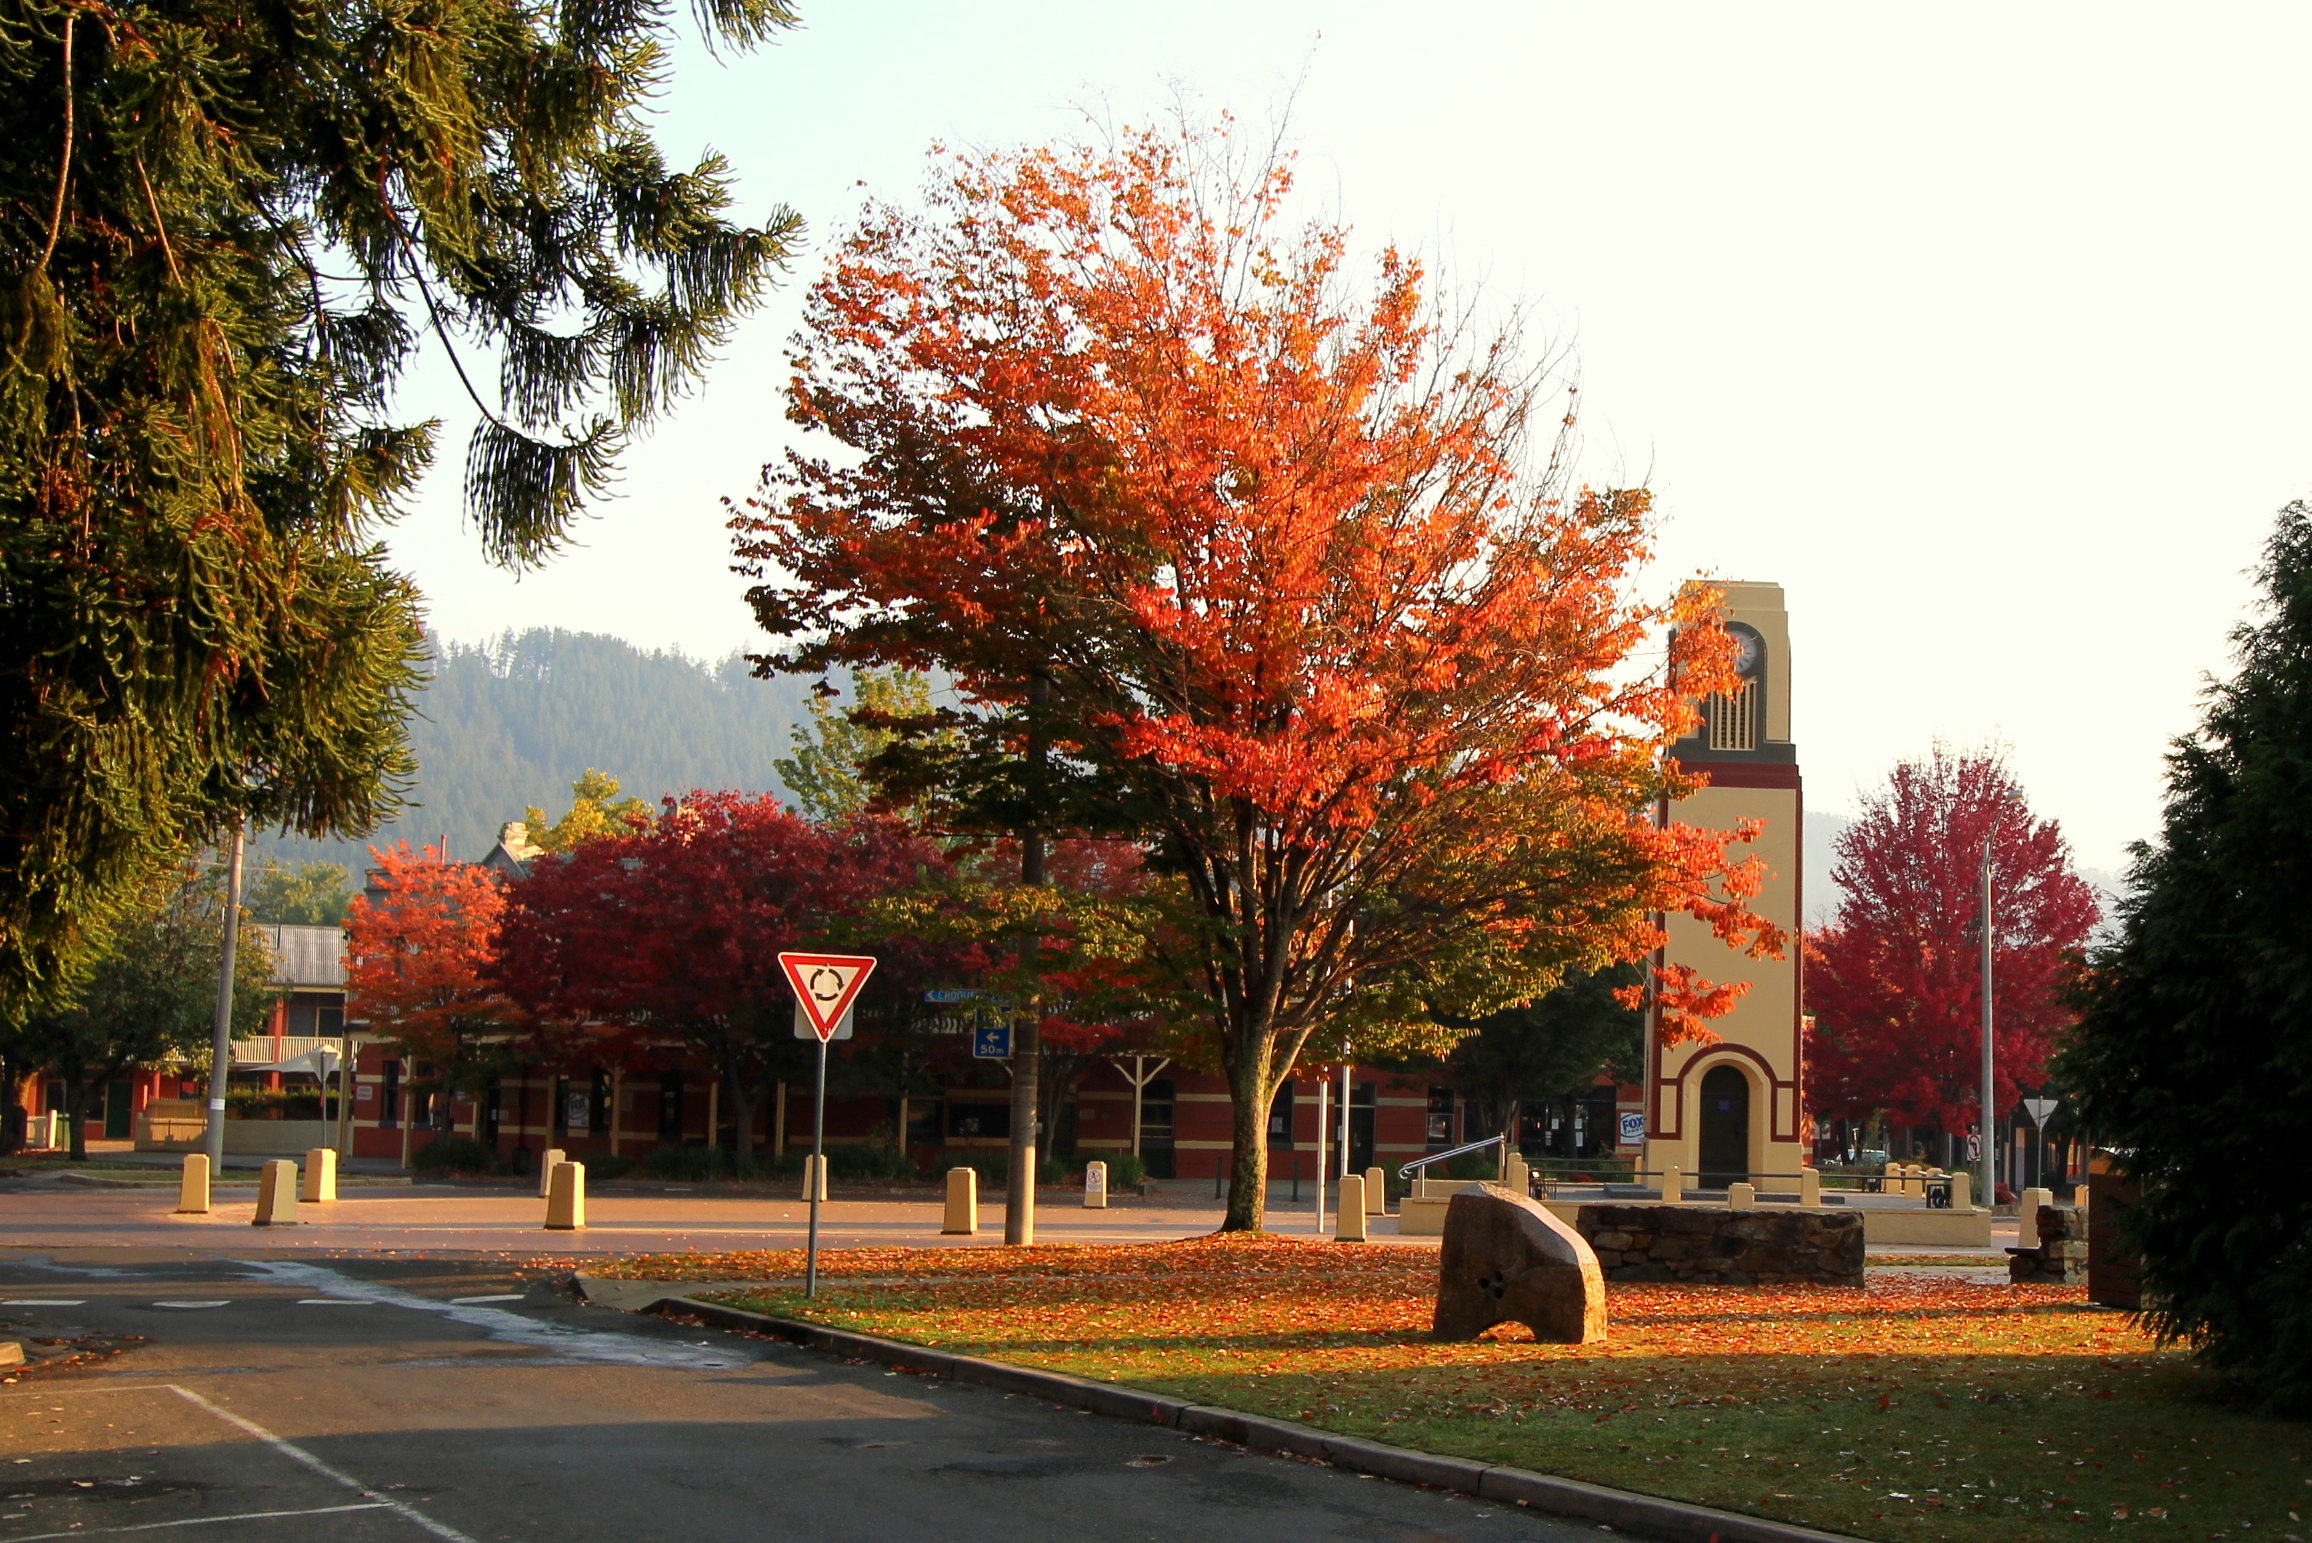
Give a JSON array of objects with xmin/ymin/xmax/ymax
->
[{"xmin": 1697, "ymin": 1063, "xmax": 1752, "ymax": 1189}]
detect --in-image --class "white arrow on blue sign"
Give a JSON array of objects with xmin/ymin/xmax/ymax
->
[{"xmin": 972, "ymin": 1022, "xmax": 1012, "ymax": 1060}]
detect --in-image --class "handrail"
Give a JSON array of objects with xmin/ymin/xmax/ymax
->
[{"xmin": 1398, "ymin": 1132, "xmax": 1508, "ymax": 1179}]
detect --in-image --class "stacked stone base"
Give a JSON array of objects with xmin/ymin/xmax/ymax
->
[
  {"xmin": 1574, "ymin": 1203, "xmax": 1865, "ymax": 1286},
  {"xmin": 2008, "ymin": 1204, "xmax": 2088, "ymax": 1284}
]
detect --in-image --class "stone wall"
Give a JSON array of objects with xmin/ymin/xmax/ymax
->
[
  {"xmin": 2010, "ymin": 1203, "xmax": 2089, "ymax": 1285},
  {"xmin": 1574, "ymin": 1203, "xmax": 1865, "ymax": 1286}
]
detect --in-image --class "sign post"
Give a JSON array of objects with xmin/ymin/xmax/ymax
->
[{"xmin": 779, "ymin": 951, "xmax": 877, "ymax": 1298}]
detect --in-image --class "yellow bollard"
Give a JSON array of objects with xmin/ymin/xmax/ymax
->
[
  {"xmin": 1948, "ymin": 1170, "xmax": 1971, "ymax": 1211},
  {"xmin": 544, "ymin": 1160, "xmax": 586, "ymax": 1230},
  {"xmin": 1799, "ymin": 1166, "xmax": 1822, "ymax": 1208},
  {"xmin": 538, "ymin": 1147, "xmax": 566, "ymax": 1198},
  {"xmin": 2019, "ymin": 1186, "xmax": 2052, "ymax": 1247},
  {"xmin": 1727, "ymin": 1181, "xmax": 1757, "ymax": 1211},
  {"xmin": 252, "ymin": 1159, "xmax": 300, "ymax": 1226},
  {"xmin": 1364, "ymin": 1166, "xmax": 1387, "ymax": 1215},
  {"xmin": 300, "ymin": 1147, "xmax": 337, "ymax": 1203},
  {"xmin": 1660, "ymin": 1164, "xmax": 1684, "ymax": 1205},
  {"xmin": 1336, "ymin": 1174, "xmax": 1369, "ymax": 1240},
  {"xmin": 802, "ymin": 1154, "xmax": 828, "ymax": 1203},
  {"xmin": 175, "ymin": 1153, "xmax": 211, "ymax": 1215},
  {"xmin": 942, "ymin": 1166, "xmax": 979, "ymax": 1235},
  {"xmin": 1504, "ymin": 1151, "xmax": 1530, "ymax": 1195},
  {"xmin": 1082, "ymin": 1160, "xmax": 1108, "ymax": 1209}
]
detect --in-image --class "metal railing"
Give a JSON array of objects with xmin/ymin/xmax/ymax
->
[{"xmin": 1398, "ymin": 1132, "xmax": 1510, "ymax": 1180}]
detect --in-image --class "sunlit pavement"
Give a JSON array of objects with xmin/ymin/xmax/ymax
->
[{"xmin": 0, "ymin": 1174, "xmax": 1435, "ymax": 1257}]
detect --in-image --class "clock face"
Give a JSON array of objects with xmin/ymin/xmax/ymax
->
[{"xmin": 1730, "ymin": 627, "xmax": 1761, "ymax": 678}]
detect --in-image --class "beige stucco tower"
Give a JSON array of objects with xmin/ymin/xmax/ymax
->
[{"xmin": 1642, "ymin": 581, "xmax": 1806, "ymax": 1190}]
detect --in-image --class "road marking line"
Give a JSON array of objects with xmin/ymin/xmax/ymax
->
[
  {"xmin": 149, "ymin": 1302, "xmax": 229, "ymax": 1309},
  {"xmin": 445, "ymin": 1294, "xmax": 522, "ymax": 1305},
  {"xmin": 5, "ymin": 1502, "xmax": 389, "ymax": 1539},
  {"xmin": 0, "ymin": 1299, "xmax": 85, "ymax": 1306},
  {"xmin": 164, "ymin": 1385, "xmax": 480, "ymax": 1543},
  {"xmin": 295, "ymin": 1298, "xmax": 369, "ymax": 1305}
]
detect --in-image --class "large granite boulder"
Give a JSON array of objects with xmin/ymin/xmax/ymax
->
[{"xmin": 1434, "ymin": 1182, "xmax": 1607, "ymax": 1343}]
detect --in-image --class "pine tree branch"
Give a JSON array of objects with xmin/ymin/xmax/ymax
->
[{"xmin": 36, "ymin": 6, "xmax": 73, "ymax": 271}]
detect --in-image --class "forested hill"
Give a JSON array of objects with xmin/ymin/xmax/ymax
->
[{"xmin": 255, "ymin": 630, "xmax": 817, "ymax": 870}]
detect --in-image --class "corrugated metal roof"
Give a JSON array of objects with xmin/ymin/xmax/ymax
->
[{"xmin": 263, "ymin": 924, "xmax": 346, "ymax": 988}]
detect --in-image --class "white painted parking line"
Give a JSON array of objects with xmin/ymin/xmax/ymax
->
[
  {"xmin": 7, "ymin": 1501, "xmax": 391, "ymax": 1539},
  {"xmin": 296, "ymin": 1298, "xmax": 369, "ymax": 1305},
  {"xmin": 0, "ymin": 1299, "xmax": 85, "ymax": 1306},
  {"xmin": 445, "ymin": 1294, "xmax": 522, "ymax": 1305},
  {"xmin": 150, "ymin": 1301, "xmax": 230, "ymax": 1309},
  {"xmin": 166, "ymin": 1385, "xmax": 480, "ymax": 1542}
]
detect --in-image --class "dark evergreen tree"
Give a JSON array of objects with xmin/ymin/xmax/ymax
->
[
  {"xmin": 1427, "ymin": 964, "xmax": 1645, "ymax": 1143},
  {"xmin": 2062, "ymin": 500, "xmax": 2312, "ymax": 1408},
  {"xmin": 0, "ymin": 0, "xmax": 802, "ymax": 1010}
]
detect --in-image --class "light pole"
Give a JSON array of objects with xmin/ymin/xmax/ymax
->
[{"xmin": 1978, "ymin": 793, "xmax": 2024, "ymax": 1212}]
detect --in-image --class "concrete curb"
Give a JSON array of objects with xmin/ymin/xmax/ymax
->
[{"xmin": 633, "ymin": 1290, "xmax": 1859, "ymax": 1543}]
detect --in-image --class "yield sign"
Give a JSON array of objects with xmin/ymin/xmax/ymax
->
[{"xmin": 778, "ymin": 951, "xmax": 878, "ymax": 1042}]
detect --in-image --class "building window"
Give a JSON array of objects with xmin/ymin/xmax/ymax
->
[
  {"xmin": 657, "ymin": 1072, "xmax": 685, "ymax": 1143},
  {"xmin": 1426, "ymin": 1086, "xmax": 1456, "ymax": 1146},
  {"xmin": 380, "ymin": 1061, "xmax": 400, "ymax": 1130},
  {"xmin": 1268, "ymin": 1081, "xmax": 1295, "ymax": 1147},
  {"xmin": 946, "ymin": 1103, "xmax": 1009, "ymax": 1140},
  {"xmin": 1140, "ymin": 1079, "xmax": 1176, "ymax": 1141},
  {"xmin": 1707, "ymin": 681, "xmax": 1757, "ymax": 752},
  {"xmin": 588, "ymin": 1070, "xmax": 610, "ymax": 1139}
]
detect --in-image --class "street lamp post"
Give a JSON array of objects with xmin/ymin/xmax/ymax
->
[
  {"xmin": 1979, "ymin": 833, "xmax": 1995, "ymax": 1213},
  {"xmin": 1978, "ymin": 793, "xmax": 2025, "ymax": 1212}
]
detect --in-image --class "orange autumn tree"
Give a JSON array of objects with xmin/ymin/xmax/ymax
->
[
  {"xmin": 344, "ymin": 843, "xmax": 523, "ymax": 1132},
  {"xmin": 735, "ymin": 117, "xmax": 1782, "ymax": 1230}
]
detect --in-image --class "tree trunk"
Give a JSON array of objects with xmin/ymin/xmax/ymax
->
[
  {"xmin": 64, "ymin": 1066, "xmax": 88, "ymax": 1161},
  {"xmin": 1222, "ymin": 1042, "xmax": 1273, "ymax": 1231},
  {"xmin": 722, "ymin": 1045, "xmax": 756, "ymax": 1160}
]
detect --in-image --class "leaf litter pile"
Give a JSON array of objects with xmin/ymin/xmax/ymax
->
[{"xmin": 576, "ymin": 1236, "xmax": 2308, "ymax": 1542}]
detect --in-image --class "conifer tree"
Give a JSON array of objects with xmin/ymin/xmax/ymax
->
[
  {"xmin": 2063, "ymin": 501, "xmax": 2312, "ymax": 1408},
  {"xmin": 0, "ymin": 0, "xmax": 803, "ymax": 1009}
]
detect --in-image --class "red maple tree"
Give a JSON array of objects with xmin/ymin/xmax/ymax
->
[
  {"xmin": 344, "ymin": 843, "xmax": 523, "ymax": 1124},
  {"xmin": 736, "ymin": 118, "xmax": 1781, "ymax": 1228},
  {"xmin": 496, "ymin": 792, "xmax": 942, "ymax": 1157},
  {"xmin": 1804, "ymin": 745, "xmax": 2100, "ymax": 1140}
]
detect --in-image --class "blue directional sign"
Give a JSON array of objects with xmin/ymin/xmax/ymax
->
[{"xmin": 972, "ymin": 1021, "xmax": 1013, "ymax": 1060}]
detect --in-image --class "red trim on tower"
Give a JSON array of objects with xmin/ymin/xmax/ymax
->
[{"xmin": 1684, "ymin": 761, "xmax": 1802, "ymax": 790}]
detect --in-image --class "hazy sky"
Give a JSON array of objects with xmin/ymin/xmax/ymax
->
[{"xmin": 385, "ymin": 4, "xmax": 2312, "ymax": 874}]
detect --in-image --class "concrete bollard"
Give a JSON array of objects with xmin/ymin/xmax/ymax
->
[
  {"xmin": 1799, "ymin": 1166, "xmax": 1822, "ymax": 1207},
  {"xmin": 538, "ymin": 1147, "xmax": 566, "ymax": 1198},
  {"xmin": 300, "ymin": 1147, "xmax": 337, "ymax": 1203},
  {"xmin": 1504, "ymin": 1151, "xmax": 1530, "ymax": 1195},
  {"xmin": 1336, "ymin": 1174, "xmax": 1368, "ymax": 1240},
  {"xmin": 1082, "ymin": 1160, "xmax": 1107, "ymax": 1209},
  {"xmin": 802, "ymin": 1154, "xmax": 828, "ymax": 1203},
  {"xmin": 942, "ymin": 1166, "xmax": 979, "ymax": 1235},
  {"xmin": 1660, "ymin": 1164, "xmax": 1684, "ymax": 1205},
  {"xmin": 2019, "ymin": 1186, "xmax": 2052, "ymax": 1247},
  {"xmin": 1948, "ymin": 1170, "xmax": 1972, "ymax": 1211},
  {"xmin": 252, "ymin": 1159, "xmax": 300, "ymax": 1226},
  {"xmin": 544, "ymin": 1161, "xmax": 586, "ymax": 1230},
  {"xmin": 175, "ymin": 1152, "xmax": 211, "ymax": 1215},
  {"xmin": 1364, "ymin": 1166, "xmax": 1387, "ymax": 1215},
  {"xmin": 1727, "ymin": 1181, "xmax": 1757, "ymax": 1211}
]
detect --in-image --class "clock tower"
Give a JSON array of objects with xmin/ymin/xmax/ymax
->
[{"xmin": 1644, "ymin": 581, "xmax": 1807, "ymax": 1191}]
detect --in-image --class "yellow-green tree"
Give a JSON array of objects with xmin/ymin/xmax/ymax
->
[{"xmin": 524, "ymin": 772, "xmax": 653, "ymax": 854}]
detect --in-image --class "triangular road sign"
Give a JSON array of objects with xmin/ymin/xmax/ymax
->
[{"xmin": 778, "ymin": 952, "xmax": 878, "ymax": 1042}]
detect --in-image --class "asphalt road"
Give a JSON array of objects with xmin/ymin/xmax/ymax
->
[{"xmin": 0, "ymin": 1250, "xmax": 1618, "ymax": 1543}]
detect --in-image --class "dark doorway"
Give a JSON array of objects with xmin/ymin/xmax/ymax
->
[
  {"xmin": 1348, "ymin": 1082, "xmax": 1375, "ymax": 1174},
  {"xmin": 1697, "ymin": 1064, "xmax": 1751, "ymax": 1188},
  {"xmin": 1140, "ymin": 1078, "xmax": 1176, "ymax": 1179},
  {"xmin": 104, "ymin": 1081, "xmax": 132, "ymax": 1139}
]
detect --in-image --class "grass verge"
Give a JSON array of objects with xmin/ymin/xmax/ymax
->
[{"xmin": 586, "ymin": 1236, "xmax": 2309, "ymax": 1543}]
